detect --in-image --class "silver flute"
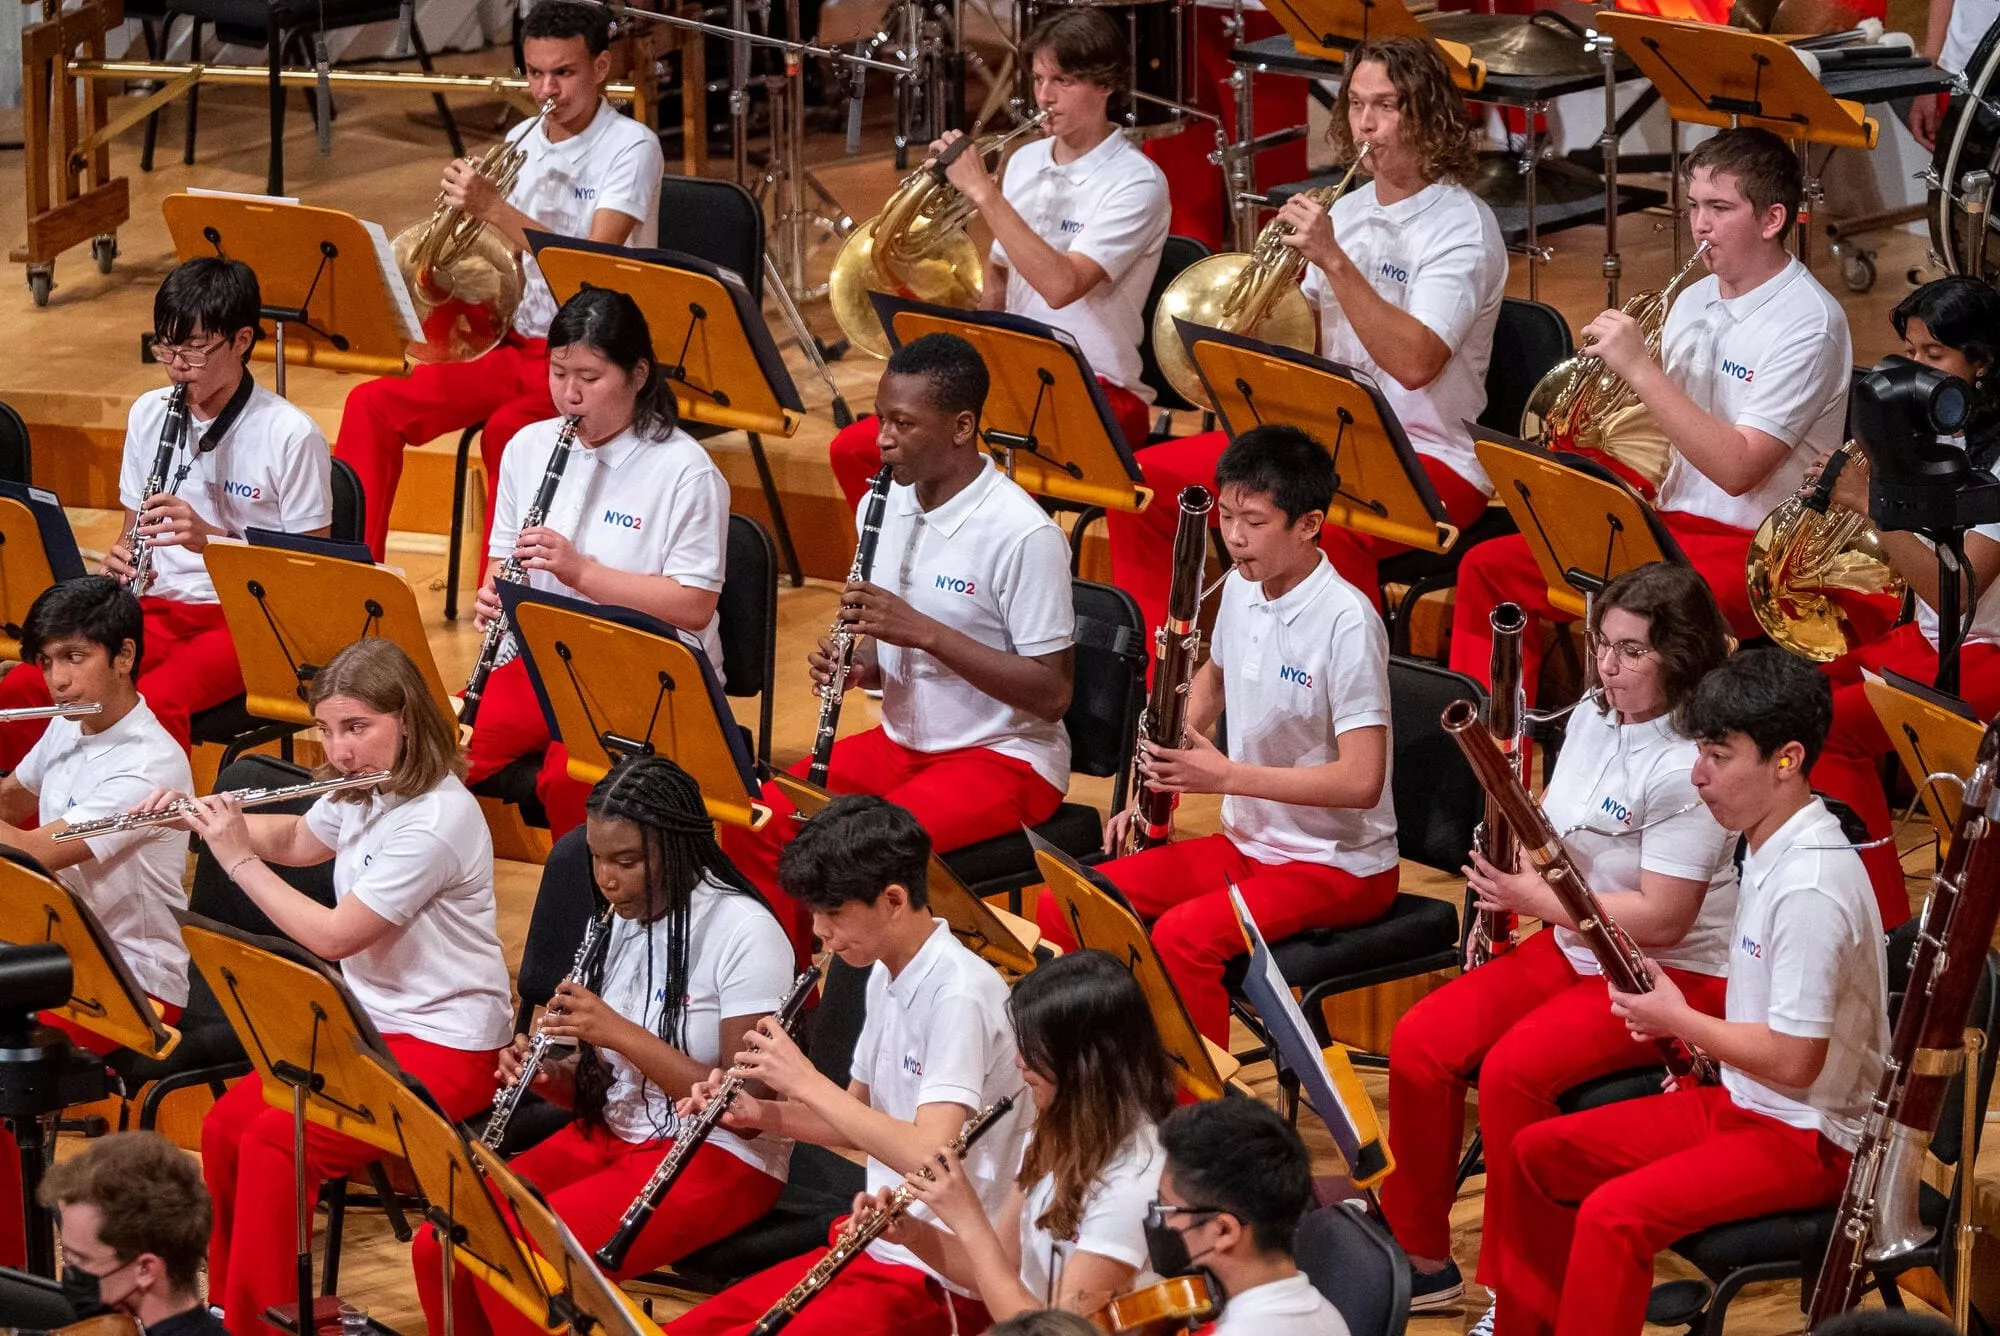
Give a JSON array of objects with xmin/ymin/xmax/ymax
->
[
  {"xmin": 0, "ymin": 704, "xmax": 101, "ymax": 724},
  {"xmin": 482, "ymin": 904, "xmax": 616, "ymax": 1150},
  {"xmin": 51, "ymin": 770, "xmax": 391, "ymax": 842}
]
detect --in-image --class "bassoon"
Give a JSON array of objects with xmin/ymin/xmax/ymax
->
[
  {"xmin": 1806, "ymin": 719, "xmax": 2000, "ymax": 1328},
  {"xmin": 1443, "ymin": 699, "xmax": 1717, "ymax": 1085},
  {"xmin": 1466, "ymin": 602, "xmax": 1528, "ymax": 969},
  {"xmin": 1121, "ymin": 485, "xmax": 1214, "ymax": 855},
  {"xmin": 809, "ymin": 466, "xmax": 893, "ymax": 787}
]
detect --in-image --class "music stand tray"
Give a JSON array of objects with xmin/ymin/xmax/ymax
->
[
  {"xmin": 1865, "ymin": 674, "xmax": 1985, "ymax": 852},
  {"xmin": 0, "ymin": 483, "xmax": 85, "ymax": 663},
  {"xmin": 0, "ymin": 859, "xmax": 179, "ymax": 1059}
]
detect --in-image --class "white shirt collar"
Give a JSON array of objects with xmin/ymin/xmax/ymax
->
[
  {"xmin": 1035, "ymin": 127, "xmax": 1128, "ymax": 184},
  {"xmin": 1715, "ymin": 256, "xmax": 1805, "ymax": 323},
  {"xmin": 1243, "ymin": 554, "xmax": 1336, "ymax": 626},
  {"xmin": 883, "ymin": 917, "xmax": 957, "ymax": 1005},
  {"xmin": 1739, "ymin": 795, "xmax": 1837, "ymax": 889},
  {"xmin": 889, "ymin": 458, "xmax": 998, "ymax": 540}
]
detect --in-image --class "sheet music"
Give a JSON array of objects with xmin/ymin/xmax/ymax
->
[
  {"xmin": 186, "ymin": 186, "xmax": 304, "ymax": 206},
  {"xmin": 362, "ymin": 219, "xmax": 423, "ymax": 342}
]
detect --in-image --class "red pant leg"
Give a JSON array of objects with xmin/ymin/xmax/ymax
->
[
  {"xmin": 465, "ymin": 659, "xmax": 550, "ymax": 786},
  {"xmin": 1656, "ymin": 513, "xmax": 1760, "ymax": 645},
  {"xmin": 829, "ymin": 418, "xmax": 884, "ymax": 516},
  {"xmin": 1100, "ymin": 381, "xmax": 1154, "ymax": 454},
  {"xmin": 877, "ymin": 746, "xmax": 1065, "ymax": 853},
  {"xmin": 1446, "ymin": 532, "xmax": 1565, "ymax": 694},
  {"xmin": 535, "ymin": 744, "xmax": 590, "ymax": 842},
  {"xmin": 476, "ymin": 374, "xmax": 558, "ymax": 559},
  {"xmin": 0, "ymin": 662, "xmax": 53, "ymax": 771},
  {"xmin": 134, "ymin": 600, "xmax": 244, "ymax": 751},
  {"xmin": 1317, "ymin": 458, "xmax": 1492, "ymax": 610},
  {"xmin": 1039, "ymin": 833, "xmax": 1246, "ymax": 952},
  {"xmin": 1110, "ymin": 430, "xmax": 1228, "ymax": 640},
  {"xmin": 665, "ymin": 1232, "xmax": 987, "ymax": 1336}
]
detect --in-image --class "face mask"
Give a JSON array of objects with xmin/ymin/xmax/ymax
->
[
  {"xmin": 1145, "ymin": 1220, "xmax": 1201, "ymax": 1279},
  {"xmin": 61, "ymin": 1257, "xmax": 135, "ymax": 1319}
]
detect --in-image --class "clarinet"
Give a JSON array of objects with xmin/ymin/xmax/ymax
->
[
  {"xmin": 481, "ymin": 903, "xmax": 615, "ymax": 1151},
  {"xmin": 124, "ymin": 383, "xmax": 188, "ymax": 594},
  {"xmin": 748, "ymin": 1096, "xmax": 1016, "ymax": 1336},
  {"xmin": 462, "ymin": 415, "xmax": 580, "ymax": 728},
  {"xmin": 1466, "ymin": 602, "xmax": 1527, "ymax": 969},
  {"xmin": 1443, "ymin": 700, "xmax": 1718, "ymax": 1085},
  {"xmin": 1121, "ymin": 485, "xmax": 1214, "ymax": 856},
  {"xmin": 592, "ymin": 965, "xmax": 823, "ymax": 1272},
  {"xmin": 1807, "ymin": 720, "xmax": 2000, "ymax": 1328},
  {"xmin": 809, "ymin": 466, "xmax": 893, "ymax": 786}
]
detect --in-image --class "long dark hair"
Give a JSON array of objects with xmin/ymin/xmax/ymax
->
[
  {"xmin": 1892, "ymin": 276, "xmax": 2000, "ymax": 460},
  {"xmin": 1011, "ymin": 952, "xmax": 1175, "ymax": 1241},
  {"xmin": 1586, "ymin": 562, "xmax": 1733, "ymax": 715},
  {"xmin": 571, "ymin": 757, "xmax": 767, "ymax": 1132},
  {"xmin": 547, "ymin": 286, "xmax": 680, "ymax": 441}
]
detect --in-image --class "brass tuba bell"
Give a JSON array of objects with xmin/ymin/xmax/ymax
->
[
  {"xmin": 828, "ymin": 113, "xmax": 1049, "ymax": 359},
  {"xmin": 1148, "ymin": 144, "xmax": 1372, "ymax": 412},
  {"xmin": 1745, "ymin": 440, "xmax": 1907, "ymax": 662}
]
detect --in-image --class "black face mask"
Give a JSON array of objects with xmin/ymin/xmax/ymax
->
[
  {"xmin": 1144, "ymin": 1219, "xmax": 1196, "ymax": 1278},
  {"xmin": 61, "ymin": 1257, "xmax": 135, "ymax": 1320}
]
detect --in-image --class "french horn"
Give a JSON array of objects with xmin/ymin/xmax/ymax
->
[{"xmin": 1746, "ymin": 440, "xmax": 1906, "ymax": 662}]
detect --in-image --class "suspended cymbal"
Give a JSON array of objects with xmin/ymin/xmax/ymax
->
[
  {"xmin": 1465, "ymin": 151, "xmax": 1606, "ymax": 213},
  {"xmin": 1420, "ymin": 11, "xmax": 1632, "ymax": 80}
]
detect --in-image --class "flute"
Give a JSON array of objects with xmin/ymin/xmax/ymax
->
[
  {"xmin": 483, "ymin": 904, "xmax": 616, "ymax": 1151},
  {"xmin": 0, "ymin": 704, "xmax": 101, "ymax": 724},
  {"xmin": 52, "ymin": 770, "xmax": 391, "ymax": 842}
]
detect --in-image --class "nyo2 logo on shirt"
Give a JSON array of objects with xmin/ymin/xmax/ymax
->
[
  {"xmin": 1598, "ymin": 795, "xmax": 1635, "ymax": 825},
  {"xmin": 1277, "ymin": 664, "xmax": 1314, "ymax": 689},
  {"xmin": 221, "ymin": 479, "xmax": 263, "ymax": 501},
  {"xmin": 933, "ymin": 574, "xmax": 978, "ymax": 596},
  {"xmin": 1721, "ymin": 358, "xmax": 1756, "ymax": 383},
  {"xmin": 1738, "ymin": 933, "xmax": 1764, "ymax": 959},
  {"xmin": 1378, "ymin": 261, "xmax": 1410, "ymax": 284},
  {"xmin": 602, "ymin": 508, "xmax": 645, "ymax": 532},
  {"xmin": 902, "ymin": 1052, "xmax": 925, "ymax": 1077}
]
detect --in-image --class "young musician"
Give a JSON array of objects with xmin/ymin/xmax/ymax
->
[
  {"xmin": 1491, "ymin": 649, "xmax": 1888, "ymax": 1336},
  {"xmin": 0, "ymin": 257, "xmax": 331, "ymax": 767},
  {"xmin": 669, "ymin": 796, "xmax": 1030, "ymax": 1336},
  {"xmin": 410, "ymin": 757, "xmax": 795, "ymax": 1336},
  {"xmin": 721, "ymin": 334, "xmax": 1073, "ymax": 955},
  {"xmin": 1105, "ymin": 35, "xmax": 1504, "ymax": 630},
  {"xmin": 1383, "ymin": 564, "xmax": 1738, "ymax": 1316},
  {"xmin": 1147, "ymin": 1099, "xmax": 1349, "ymax": 1335},
  {"xmin": 333, "ymin": 0, "xmax": 666, "ymax": 560},
  {"xmin": 465, "ymin": 286, "xmax": 729, "ymax": 839},
  {"xmin": 1450, "ymin": 126, "xmax": 1854, "ymax": 699},
  {"xmin": 153, "ymin": 639, "xmax": 513, "ymax": 1336},
  {"xmin": 1807, "ymin": 276, "xmax": 2000, "ymax": 927},
  {"xmin": 872, "ymin": 949, "xmax": 1176, "ymax": 1321},
  {"xmin": 825, "ymin": 9, "xmax": 1168, "ymax": 512},
  {"xmin": 1037, "ymin": 426, "xmax": 1398, "ymax": 1045}
]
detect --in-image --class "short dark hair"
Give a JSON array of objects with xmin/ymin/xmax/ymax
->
[
  {"xmin": 1022, "ymin": 9, "xmax": 1129, "ymax": 93},
  {"xmin": 1893, "ymin": 276, "xmax": 2000, "ymax": 452},
  {"xmin": 885, "ymin": 333, "xmax": 989, "ymax": 422},
  {"xmin": 40, "ymin": 1132, "xmax": 211, "ymax": 1291},
  {"xmin": 522, "ymin": 0, "xmax": 614, "ymax": 54},
  {"xmin": 1159, "ymin": 1099, "xmax": 1313, "ymax": 1255},
  {"xmin": 778, "ymin": 795, "xmax": 931, "ymax": 911},
  {"xmin": 21, "ymin": 576, "xmax": 143, "ymax": 671},
  {"xmin": 1684, "ymin": 127, "xmax": 1804, "ymax": 232},
  {"xmin": 1215, "ymin": 424, "xmax": 1334, "ymax": 524},
  {"xmin": 1588, "ymin": 563, "xmax": 1733, "ymax": 714},
  {"xmin": 1676, "ymin": 646, "xmax": 1834, "ymax": 769},
  {"xmin": 153, "ymin": 257, "xmax": 261, "ymax": 353}
]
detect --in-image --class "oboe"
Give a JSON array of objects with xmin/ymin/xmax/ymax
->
[
  {"xmin": 748, "ymin": 1096, "xmax": 1016, "ymax": 1336},
  {"xmin": 1121, "ymin": 485, "xmax": 1214, "ymax": 856},
  {"xmin": 125, "ymin": 383, "xmax": 187, "ymax": 594},
  {"xmin": 482, "ymin": 904, "xmax": 616, "ymax": 1151},
  {"xmin": 462, "ymin": 415, "xmax": 580, "ymax": 728},
  {"xmin": 809, "ymin": 465, "xmax": 893, "ymax": 787},
  {"xmin": 593, "ymin": 965, "xmax": 822, "ymax": 1271},
  {"xmin": 1466, "ymin": 602, "xmax": 1527, "ymax": 969},
  {"xmin": 51, "ymin": 770, "xmax": 391, "ymax": 842}
]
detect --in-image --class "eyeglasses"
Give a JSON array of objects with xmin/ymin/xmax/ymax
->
[
  {"xmin": 149, "ymin": 336, "xmax": 227, "ymax": 369},
  {"xmin": 1146, "ymin": 1200, "xmax": 1225, "ymax": 1229},
  {"xmin": 1585, "ymin": 632, "xmax": 1658, "ymax": 665}
]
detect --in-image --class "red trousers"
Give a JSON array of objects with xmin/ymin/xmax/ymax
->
[
  {"xmin": 332, "ymin": 336, "xmax": 551, "ymax": 560},
  {"xmin": 1812, "ymin": 621, "xmax": 2000, "ymax": 930},
  {"xmin": 1495, "ymin": 1084, "xmax": 1850, "ymax": 1336},
  {"xmin": 1377, "ymin": 930, "xmax": 1729, "ymax": 1274},
  {"xmin": 1446, "ymin": 512, "xmax": 1762, "ymax": 702},
  {"xmin": 464, "ymin": 657, "xmax": 591, "ymax": 840},
  {"xmin": 1035, "ymin": 832, "xmax": 1400, "ymax": 1045},
  {"xmin": 411, "ymin": 1122, "xmax": 783, "ymax": 1336},
  {"xmin": 666, "ymin": 1219, "xmax": 989, "ymax": 1336},
  {"xmin": 827, "ymin": 380, "xmax": 1156, "ymax": 515},
  {"xmin": 1107, "ymin": 430, "xmax": 1491, "ymax": 636},
  {"xmin": 719, "ymin": 726, "xmax": 1064, "ymax": 966},
  {"xmin": 0, "ymin": 598, "xmax": 240, "ymax": 769},
  {"xmin": 202, "ymin": 1033, "xmax": 500, "ymax": 1336}
]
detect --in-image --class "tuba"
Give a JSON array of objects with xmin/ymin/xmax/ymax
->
[
  {"xmin": 1149, "ymin": 144, "xmax": 1371, "ymax": 412},
  {"xmin": 1745, "ymin": 441, "xmax": 1906, "ymax": 662},
  {"xmin": 393, "ymin": 101, "xmax": 553, "ymax": 365},
  {"xmin": 829, "ymin": 113, "xmax": 1048, "ymax": 359}
]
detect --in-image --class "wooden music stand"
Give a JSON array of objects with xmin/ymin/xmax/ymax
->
[
  {"xmin": 0, "ymin": 483, "xmax": 87, "ymax": 663},
  {"xmin": 163, "ymin": 194, "xmax": 416, "ymax": 394},
  {"xmin": 1256, "ymin": 0, "xmax": 1486, "ymax": 89},
  {"xmin": 873, "ymin": 295, "xmax": 1154, "ymax": 515},
  {"xmin": 1865, "ymin": 675, "xmax": 1985, "ymax": 852},
  {"xmin": 770, "ymin": 772, "xmax": 1041, "ymax": 977},
  {"xmin": 1183, "ymin": 321, "xmax": 1460, "ymax": 556},
  {"xmin": 1473, "ymin": 429, "xmax": 1685, "ymax": 620},
  {"xmin": 203, "ymin": 542, "xmax": 457, "ymax": 731},
  {"xmin": 1027, "ymin": 832, "xmax": 1240, "ymax": 1100},
  {"xmin": 501, "ymin": 585, "xmax": 770, "ymax": 833},
  {"xmin": 0, "ymin": 860, "xmax": 179, "ymax": 1059}
]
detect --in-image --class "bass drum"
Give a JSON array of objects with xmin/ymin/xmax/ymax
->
[
  {"xmin": 1930, "ymin": 14, "xmax": 2000, "ymax": 279},
  {"xmin": 1022, "ymin": 0, "xmax": 1187, "ymax": 138}
]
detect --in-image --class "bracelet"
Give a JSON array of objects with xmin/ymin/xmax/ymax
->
[{"xmin": 224, "ymin": 853, "xmax": 260, "ymax": 881}]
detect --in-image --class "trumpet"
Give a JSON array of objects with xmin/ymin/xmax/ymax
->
[
  {"xmin": 483, "ymin": 904, "xmax": 616, "ymax": 1151},
  {"xmin": 51, "ymin": 770, "xmax": 391, "ymax": 842},
  {"xmin": 125, "ymin": 383, "xmax": 187, "ymax": 594},
  {"xmin": 0, "ymin": 704, "xmax": 101, "ymax": 724}
]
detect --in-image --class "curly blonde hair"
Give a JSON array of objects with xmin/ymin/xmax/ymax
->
[{"xmin": 1328, "ymin": 37, "xmax": 1477, "ymax": 186}]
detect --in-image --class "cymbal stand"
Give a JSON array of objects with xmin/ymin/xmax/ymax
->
[{"xmin": 1222, "ymin": 0, "xmax": 1307, "ymax": 250}]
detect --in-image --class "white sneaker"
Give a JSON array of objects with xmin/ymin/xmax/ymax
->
[{"xmin": 1468, "ymin": 1301, "xmax": 1496, "ymax": 1336}]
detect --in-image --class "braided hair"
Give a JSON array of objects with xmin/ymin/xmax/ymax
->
[{"xmin": 570, "ymin": 756, "xmax": 767, "ymax": 1133}]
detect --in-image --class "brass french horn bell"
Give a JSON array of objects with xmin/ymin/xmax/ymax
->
[{"xmin": 1746, "ymin": 440, "xmax": 1907, "ymax": 662}]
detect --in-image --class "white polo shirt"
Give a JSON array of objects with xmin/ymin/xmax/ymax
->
[
  {"xmin": 991, "ymin": 130, "xmax": 1170, "ymax": 401},
  {"xmin": 1209, "ymin": 557, "xmax": 1398, "ymax": 875},
  {"xmin": 1538, "ymin": 703, "xmax": 1738, "ymax": 977},
  {"xmin": 1017, "ymin": 1123, "xmax": 1163, "ymax": 1306},
  {"xmin": 1653, "ymin": 258, "xmax": 1853, "ymax": 531},
  {"xmin": 507, "ymin": 99, "xmax": 667, "ymax": 339},
  {"xmin": 1723, "ymin": 798, "xmax": 1888, "ymax": 1151},
  {"xmin": 121, "ymin": 381, "xmax": 332, "ymax": 605},
  {"xmin": 1211, "ymin": 1272, "xmax": 1351, "ymax": 1336},
  {"xmin": 872, "ymin": 461, "xmax": 1074, "ymax": 790},
  {"xmin": 850, "ymin": 918, "xmax": 1028, "ymax": 1290},
  {"xmin": 1299, "ymin": 179, "xmax": 1505, "ymax": 494},
  {"xmin": 491, "ymin": 417, "xmax": 728, "ymax": 673},
  {"xmin": 596, "ymin": 876, "xmax": 795, "ymax": 1180},
  {"xmin": 1942, "ymin": 0, "xmax": 1999, "ymax": 71},
  {"xmin": 304, "ymin": 777, "xmax": 515, "ymax": 1052},
  {"xmin": 15, "ymin": 699, "xmax": 194, "ymax": 1006}
]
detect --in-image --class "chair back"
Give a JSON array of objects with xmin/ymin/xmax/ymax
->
[
  {"xmin": 1066, "ymin": 580, "xmax": 1148, "ymax": 795},
  {"xmin": 517, "ymin": 825, "xmax": 607, "ymax": 1023},
  {"xmin": 0, "ymin": 401, "xmax": 31, "ymax": 485},
  {"xmin": 1296, "ymin": 1203, "xmax": 1411, "ymax": 1336},
  {"xmin": 331, "ymin": 456, "xmax": 365, "ymax": 546},
  {"xmin": 657, "ymin": 177, "xmax": 766, "ymax": 302},
  {"xmin": 1139, "ymin": 235, "xmax": 1214, "ymax": 415},
  {"xmin": 1479, "ymin": 298, "xmax": 1572, "ymax": 434},
  {"xmin": 719, "ymin": 513, "xmax": 779, "ymax": 765},
  {"xmin": 1388, "ymin": 656, "xmax": 1486, "ymax": 873}
]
